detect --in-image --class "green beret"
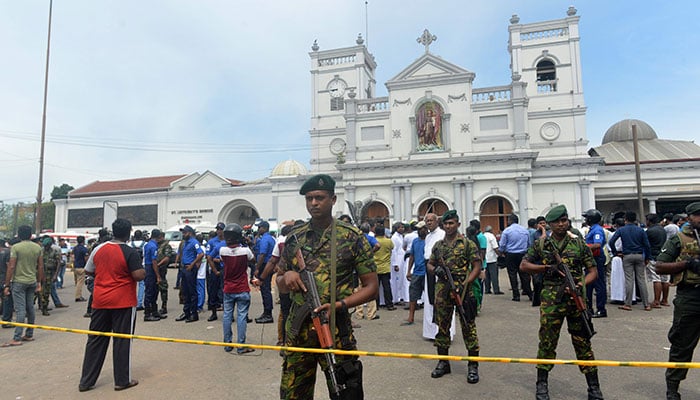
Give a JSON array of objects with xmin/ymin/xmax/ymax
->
[
  {"xmin": 686, "ymin": 201, "xmax": 700, "ymax": 215},
  {"xmin": 545, "ymin": 205, "xmax": 568, "ymax": 223},
  {"xmin": 299, "ymin": 174, "xmax": 335, "ymax": 195},
  {"xmin": 441, "ymin": 209, "xmax": 459, "ymax": 222}
]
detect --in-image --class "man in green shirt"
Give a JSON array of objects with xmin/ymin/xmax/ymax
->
[{"xmin": 3, "ymin": 225, "xmax": 44, "ymax": 347}]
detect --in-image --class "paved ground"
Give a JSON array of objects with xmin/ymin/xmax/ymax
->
[{"xmin": 2, "ymin": 268, "xmax": 699, "ymax": 400}]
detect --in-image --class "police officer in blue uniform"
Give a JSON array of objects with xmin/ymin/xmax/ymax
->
[
  {"xmin": 583, "ymin": 209, "xmax": 607, "ymax": 318},
  {"xmin": 206, "ymin": 223, "xmax": 226, "ymax": 321},
  {"xmin": 175, "ymin": 225, "xmax": 204, "ymax": 323}
]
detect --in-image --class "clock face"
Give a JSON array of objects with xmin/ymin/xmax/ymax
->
[{"xmin": 328, "ymin": 79, "xmax": 347, "ymax": 98}]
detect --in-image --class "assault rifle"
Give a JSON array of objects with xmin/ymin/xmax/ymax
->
[
  {"xmin": 438, "ymin": 256, "xmax": 476, "ymax": 326},
  {"xmin": 287, "ymin": 245, "xmax": 343, "ymax": 398},
  {"xmin": 550, "ymin": 247, "xmax": 596, "ymax": 339}
]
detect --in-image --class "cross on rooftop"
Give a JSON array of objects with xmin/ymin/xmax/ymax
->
[{"xmin": 417, "ymin": 29, "xmax": 437, "ymax": 53}]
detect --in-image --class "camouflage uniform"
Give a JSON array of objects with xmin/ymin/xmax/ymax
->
[
  {"xmin": 40, "ymin": 246, "xmax": 61, "ymax": 311},
  {"xmin": 156, "ymin": 240, "xmax": 175, "ymax": 309},
  {"xmin": 524, "ymin": 233, "xmax": 597, "ymax": 374},
  {"xmin": 657, "ymin": 224, "xmax": 700, "ymax": 388},
  {"xmin": 279, "ymin": 220, "xmax": 376, "ymax": 400},
  {"xmin": 430, "ymin": 235, "xmax": 481, "ymax": 351}
]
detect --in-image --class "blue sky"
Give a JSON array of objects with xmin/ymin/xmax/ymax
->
[{"xmin": 0, "ymin": 1, "xmax": 698, "ymax": 203}]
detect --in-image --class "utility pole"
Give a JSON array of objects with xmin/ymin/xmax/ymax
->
[
  {"xmin": 632, "ymin": 124, "xmax": 644, "ymax": 219},
  {"xmin": 35, "ymin": 0, "xmax": 54, "ymax": 234}
]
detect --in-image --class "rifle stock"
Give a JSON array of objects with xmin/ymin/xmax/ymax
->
[
  {"xmin": 439, "ymin": 256, "xmax": 475, "ymax": 326},
  {"xmin": 297, "ymin": 265, "xmax": 343, "ymax": 396},
  {"xmin": 550, "ymin": 248, "xmax": 596, "ymax": 339}
]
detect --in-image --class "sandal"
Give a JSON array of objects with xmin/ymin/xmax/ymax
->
[
  {"xmin": 114, "ymin": 379, "xmax": 138, "ymax": 391},
  {"xmin": 660, "ymin": 302, "xmax": 670, "ymax": 307},
  {"xmin": 1, "ymin": 340, "xmax": 22, "ymax": 347},
  {"xmin": 618, "ymin": 305, "xmax": 632, "ymax": 311},
  {"xmin": 21, "ymin": 336, "xmax": 34, "ymax": 342},
  {"xmin": 651, "ymin": 302, "xmax": 662, "ymax": 309},
  {"xmin": 644, "ymin": 306, "xmax": 652, "ymax": 311},
  {"xmin": 237, "ymin": 347, "xmax": 255, "ymax": 355}
]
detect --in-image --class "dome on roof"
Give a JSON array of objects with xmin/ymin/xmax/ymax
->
[
  {"xmin": 270, "ymin": 160, "xmax": 307, "ymax": 177},
  {"xmin": 602, "ymin": 119, "xmax": 658, "ymax": 144}
]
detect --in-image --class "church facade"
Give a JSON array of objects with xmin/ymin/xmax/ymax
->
[
  {"xmin": 308, "ymin": 7, "xmax": 596, "ymax": 232},
  {"xmin": 54, "ymin": 8, "xmax": 700, "ymax": 235}
]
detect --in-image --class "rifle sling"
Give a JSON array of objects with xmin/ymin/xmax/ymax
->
[{"xmin": 330, "ymin": 219, "xmax": 337, "ymax": 348}]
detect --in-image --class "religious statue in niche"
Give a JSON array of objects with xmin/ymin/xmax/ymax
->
[{"xmin": 416, "ymin": 101, "xmax": 444, "ymax": 151}]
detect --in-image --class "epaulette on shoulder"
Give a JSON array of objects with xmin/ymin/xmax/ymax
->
[
  {"xmin": 336, "ymin": 220, "xmax": 361, "ymax": 235},
  {"xmin": 287, "ymin": 221, "xmax": 310, "ymax": 237}
]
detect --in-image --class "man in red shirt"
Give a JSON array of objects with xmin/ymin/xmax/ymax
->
[
  {"xmin": 78, "ymin": 218, "xmax": 145, "ymax": 392},
  {"xmin": 219, "ymin": 223, "xmax": 255, "ymax": 354}
]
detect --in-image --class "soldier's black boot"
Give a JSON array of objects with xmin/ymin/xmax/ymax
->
[
  {"xmin": 144, "ymin": 305, "xmax": 161, "ymax": 322},
  {"xmin": 585, "ymin": 371, "xmax": 604, "ymax": 400},
  {"xmin": 159, "ymin": 302, "xmax": 168, "ymax": 316},
  {"xmin": 153, "ymin": 307, "xmax": 166, "ymax": 320},
  {"xmin": 467, "ymin": 350, "xmax": 479, "ymax": 384},
  {"xmin": 431, "ymin": 347, "xmax": 451, "ymax": 378},
  {"xmin": 208, "ymin": 310, "xmax": 218, "ymax": 322},
  {"xmin": 535, "ymin": 368, "xmax": 549, "ymax": 400},
  {"xmin": 666, "ymin": 380, "xmax": 681, "ymax": 400}
]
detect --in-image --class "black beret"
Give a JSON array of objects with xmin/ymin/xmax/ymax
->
[
  {"xmin": 545, "ymin": 205, "xmax": 568, "ymax": 223},
  {"xmin": 299, "ymin": 174, "xmax": 335, "ymax": 195},
  {"xmin": 441, "ymin": 209, "xmax": 459, "ymax": 222},
  {"xmin": 686, "ymin": 202, "xmax": 700, "ymax": 215}
]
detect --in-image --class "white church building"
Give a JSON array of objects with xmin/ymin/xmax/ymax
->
[{"xmin": 54, "ymin": 7, "xmax": 700, "ymax": 235}]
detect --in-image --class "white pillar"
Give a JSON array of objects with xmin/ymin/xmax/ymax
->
[
  {"xmin": 648, "ymin": 198, "xmax": 657, "ymax": 214},
  {"xmin": 403, "ymin": 183, "xmax": 413, "ymax": 221},
  {"xmin": 452, "ymin": 181, "xmax": 462, "ymax": 218},
  {"xmin": 578, "ymin": 180, "xmax": 591, "ymax": 212},
  {"xmin": 464, "ymin": 179, "xmax": 474, "ymax": 221},
  {"xmin": 516, "ymin": 177, "xmax": 529, "ymax": 223},
  {"xmin": 392, "ymin": 184, "xmax": 402, "ymax": 222}
]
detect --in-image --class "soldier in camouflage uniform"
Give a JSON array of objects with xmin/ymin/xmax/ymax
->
[
  {"xmin": 520, "ymin": 205, "xmax": 603, "ymax": 400},
  {"xmin": 277, "ymin": 174, "xmax": 378, "ymax": 400},
  {"xmin": 656, "ymin": 201, "xmax": 700, "ymax": 400},
  {"xmin": 427, "ymin": 210, "xmax": 482, "ymax": 383},
  {"xmin": 155, "ymin": 231, "xmax": 175, "ymax": 316},
  {"xmin": 39, "ymin": 237, "xmax": 68, "ymax": 315}
]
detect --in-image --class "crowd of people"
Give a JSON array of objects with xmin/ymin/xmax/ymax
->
[{"xmin": 1, "ymin": 192, "xmax": 698, "ymax": 399}]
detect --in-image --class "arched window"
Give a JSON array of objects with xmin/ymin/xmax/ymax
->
[
  {"xmin": 536, "ymin": 60, "xmax": 557, "ymax": 93},
  {"xmin": 361, "ymin": 201, "xmax": 389, "ymax": 226},
  {"xmin": 417, "ymin": 198, "xmax": 448, "ymax": 219}
]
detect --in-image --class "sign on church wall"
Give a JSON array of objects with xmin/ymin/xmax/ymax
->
[
  {"xmin": 360, "ymin": 126, "xmax": 385, "ymax": 141},
  {"xmin": 480, "ymin": 115, "xmax": 509, "ymax": 130}
]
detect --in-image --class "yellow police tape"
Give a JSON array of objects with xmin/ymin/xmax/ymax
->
[{"xmin": 4, "ymin": 321, "xmax": 699, "ymax": 369}]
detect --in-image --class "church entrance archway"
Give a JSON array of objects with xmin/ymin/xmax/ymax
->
[
  {"xmin": 479, "ymin": 196, "xmax": 514, "ymax": 235},
  {"xmin": 220, "ymin": 199, "xmax": 259, "ymax": 227},
  {"xmin": 417, "ymin": 198, "xmax": 449, "ymax": 219},
  {"xmin": 362, "ymin": 201, "xmax": 389, "ymax": 226}
]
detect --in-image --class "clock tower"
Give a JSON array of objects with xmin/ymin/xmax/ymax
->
[{"xmin": 309, "ymin": 35, "xmax": 376, "ymax": 173}]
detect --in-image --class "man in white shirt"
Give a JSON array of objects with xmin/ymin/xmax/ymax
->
[
  {"xmin": 483, "ymin": 226, "xmax": 503, "ymax": 295},
  {"xmin": 390, "ymin": 222, "xmax": 407, "ymax": 304},
  {"xmin": 423, "ymin": 213, "xmax": 446, "ymax": 339}
]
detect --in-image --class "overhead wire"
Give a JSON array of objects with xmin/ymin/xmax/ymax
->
[{"xmin": 0, "ymin": 128, "xmax": 313, "ymax": 154}]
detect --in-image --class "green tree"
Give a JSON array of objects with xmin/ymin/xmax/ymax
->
[{"xmin": 50, "ymin": 183, "xmax": 74, "ymax": 200}]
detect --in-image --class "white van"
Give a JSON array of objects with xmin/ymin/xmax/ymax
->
[{"xmin": 163, "ymin": 221, "xmax": 217, "ymax": 261}]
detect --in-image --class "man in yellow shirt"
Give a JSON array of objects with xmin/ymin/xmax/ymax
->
[{"xmin": 374, "ymin": 222, "xmax": 395, "ymax": 310}]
